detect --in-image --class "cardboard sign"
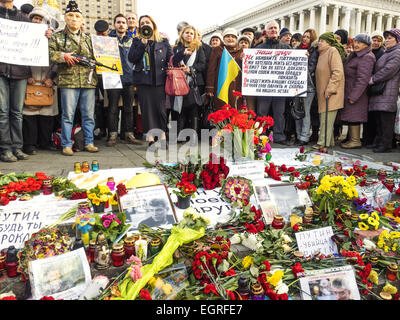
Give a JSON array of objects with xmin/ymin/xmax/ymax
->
[
  {"xmin": 295, "ymin": 226, "xmax": 338, "ymax": 257},
  {"xmin": 242, "ymin": 48, "xmax": 308, "ymax": 97},
  {"xmin": 0, "ymin": 18, "xmax": 49, "ymax": 66},
  {"xmin": 227, "ymin": 160, "xmax": 266, "ymax": 183}
]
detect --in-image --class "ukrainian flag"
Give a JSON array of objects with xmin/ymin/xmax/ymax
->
[{"xmin": 217, "ymin": 48, "xmax": 241, "ymax": 104}]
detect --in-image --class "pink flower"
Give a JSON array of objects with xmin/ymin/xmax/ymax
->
[
  {"xmin": 127, "ymin": 255, "xmax": 143, "ymax": 267},
  {"xmin": 130, "ymin": 265, "xmax": 143, "ymax": 282},
  {"xmin": 103, "ymin": 219, "xmax": 111, "ymax": 228}
]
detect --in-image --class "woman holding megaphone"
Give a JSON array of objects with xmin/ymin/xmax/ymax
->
[{"xmin": 128, "ymin": 15, "xmax": 174, "ymax": 149}]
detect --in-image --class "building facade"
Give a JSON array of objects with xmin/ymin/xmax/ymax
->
[
  {"xmin": 32, "ymin": 0, "xmax": 137, "ymax": 33},
  {"xmin": 203, "ymin": 0, "xmax": 400, "ymax": 42}
]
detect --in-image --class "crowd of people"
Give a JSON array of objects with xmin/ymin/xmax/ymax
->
[{"xmin": 1, "ymin": 0, "xmax": 400, "ymax": 163}]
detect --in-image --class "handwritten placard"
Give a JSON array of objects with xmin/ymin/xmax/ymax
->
[
  {"xmin": 242, "ymin": 48, "xmax": 308, "ymax": 97},
  {"xmin": 0, "ymin": 18, "xmax": 49, "ymax": 66},
  {"xmin": 295, "ymin": 226, "xmax": 338, "ymax": 257}
]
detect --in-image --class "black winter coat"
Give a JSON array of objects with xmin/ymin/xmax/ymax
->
[
  {"xmin": 255, "ymin": 38, "xmax": 291, "ymax": 50},
  {"xmin": 172, "ymin": 43, "xmax": 207, "ymax": 86},
  {"xmin": 128, "ymin": 37, "xmax": 174, "ymax": 87},
  {"xmin": 0, "ymin": 5, "xmax": 31, "ymax": 80}
]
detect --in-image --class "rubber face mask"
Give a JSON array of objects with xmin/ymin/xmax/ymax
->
[{"xmin": 64, "ymin": 12, "xmax": 83, "ymax": 33}]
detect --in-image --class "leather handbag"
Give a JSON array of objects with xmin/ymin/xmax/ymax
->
[
  {"xmin": 289, "ymin": 97, "xmax": 306, "ymax": 120},
  {"xmin": 24, "ymin": 81, "xmax": 54, "ymax": 107},
  {"xmin": 367, "ymin": 81, "xmax": 386, "ymax": 96},
  {"xmin": 165, "ymin": 56, "xmax": 190, "ymax": 96},
  {"xmin": 184, "ymin": 70, "xmax": 204, "ymax": 106}
]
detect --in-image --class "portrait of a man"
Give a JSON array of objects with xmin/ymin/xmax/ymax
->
[{"xmin": 138, "ymin": 198, "xmax": 176, "ymax": 228}]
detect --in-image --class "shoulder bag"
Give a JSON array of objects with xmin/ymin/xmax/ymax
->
[
  {"xmin": 165, "ymin": 56, "xmax": 190, "ymax": 96},
  {"xmin": 367, "ymin": 81, "xmax": 386, "ymax": 96},
  {"xmin": 24, "ymin": 81, "xmax": 54, "ymax": 107}
]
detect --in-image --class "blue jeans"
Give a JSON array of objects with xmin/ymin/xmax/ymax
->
[
  {"xmin": 0, "ymin": 76, "xmax": 27, "ymax": 153},
  {"xmin": 295, "ymin": 90, "xmax": 316, "ymax": 143},
  {"xmin": 60, "ymin": 88, "xmax": 95, "ymax": 148}
]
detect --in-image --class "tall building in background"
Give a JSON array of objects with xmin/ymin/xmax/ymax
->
[
  {"xmin": 203, "ymin": 0, "xmax": 400, "ymax": 42},
  {"xmin": 42, "ymin": 0, "xmax": 137, "ymax": 33}
]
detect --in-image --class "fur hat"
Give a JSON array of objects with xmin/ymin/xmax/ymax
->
[
  {"xmin": 238, "ymin": 34, "xmax": 251, "ymax": 45},
  {"xmin": 20, "ymin": 3, "xmax": 34, "ymax": 15},
  {"xmin": 370, "ymin": 31, "xmax": 384, "ymax": 41},
  {"xmin": 209, "ymin": 32, "xmax": 223, "ymax": 44},
  {"xmin": 383, "ymin": 28, "xmax": 400, "ymax": 43},
  {"xmin": 28, "ymin": 7, "xmax": 50, "ymax": 24},
  {"xmin": 222, "ymin": 28, "xmax": 238, "ymax": 38},
  {"xmin": 94, "ymin": 19, "xmax": 109, "ymax": 33}
]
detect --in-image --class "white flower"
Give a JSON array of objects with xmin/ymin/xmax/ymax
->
[
  {"xmin": 254, "ymin": 122, "xmax": 260, "ymax": 129},
  {"xmin": 242, "ymin": 233, "xmax": 263, "ymax": 251},
  {"xmin": 258, "ymin": 127, "xmax": 263, "ymax": 135},
  {"xmin": 363, "ymin": 239, "xmax": 376, "ymax": 250},
  {"xmin": 230, "ymin": 233, "xmax": 242, "ymax": 245},
  {"xmin": 281, "ymin": 233, "xmax": 292, "ymax": 244},
  {"xmin": 275, "ymin": 280, "xmax": 289, "ymax": 294},
  {"xmin": 282, "ymin": 244, "xmax": 292, "ymax": 253}
]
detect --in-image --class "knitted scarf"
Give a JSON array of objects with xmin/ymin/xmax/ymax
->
[{"xmin": 319, "ymin": 32, "xmax": 347, "ymax": 62}]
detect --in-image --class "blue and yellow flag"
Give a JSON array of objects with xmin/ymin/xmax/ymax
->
[{"xmin": 217, "ymin": 48, "xmax": 241, "ymax": 104}]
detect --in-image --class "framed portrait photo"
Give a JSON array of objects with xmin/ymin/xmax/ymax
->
[
  {"xmin": 116, "ymin": 184, "xmax": 177, "ymax": 232},
  {"xmin": 28, "ymin": 248, "xmax": 92, "ymax": 300},
  {"xmin": 253, "ymin": 184, "xmax": 278, "ymax": 224}
]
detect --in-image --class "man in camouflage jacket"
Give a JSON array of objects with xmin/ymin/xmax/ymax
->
[{"xmin": 48, "ymin": 0, "xmax": 99, "ymax": 156}]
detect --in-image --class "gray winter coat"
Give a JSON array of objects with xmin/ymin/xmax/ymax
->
[
  {"xmin": 369, "ymin": 43, "xmax": 400, "ymax": 113},
  {"xmin": 340, "ymin": 46, "xmax": 375, "ymax": 123}
]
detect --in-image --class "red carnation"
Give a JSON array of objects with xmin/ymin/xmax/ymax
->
[{"xmin": 140, "ymin": 289, "xmax": 152, "ymax": 300}]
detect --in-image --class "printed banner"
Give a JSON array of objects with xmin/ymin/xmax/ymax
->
[
  {"xmin": 0, "ymin": 18, "xmax": 49, "ymax": 66},
  {"xmin": 91, "ymin": 35, "xmax": 123, "ymax": 74},
  {"xmin": 242, "ymin": 48, "xmax": 308, "ymax": 97}
]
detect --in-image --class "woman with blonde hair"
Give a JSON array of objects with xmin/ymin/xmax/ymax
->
[
  {"xmin": 172, "ymin": 25, "xmax": 207, "ymax": 145},
  {"xmin": 128, "ymin": 15, "xmax": 174, "ymax": 149}
]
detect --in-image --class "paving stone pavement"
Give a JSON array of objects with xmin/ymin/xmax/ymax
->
[{"xmin": 0, "ymin": 136, "xmax": 399, "ymax": 177}]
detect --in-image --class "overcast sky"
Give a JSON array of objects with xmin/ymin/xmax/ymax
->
[{"xmin": 137, "ymin": 0, "xmax": 267, "ymax": 43}]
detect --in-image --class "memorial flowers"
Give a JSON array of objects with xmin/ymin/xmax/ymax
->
[
  {"xmin": 173, "ymin": 181, "xmax": 197, "ymax": 199},
  {"xmin": 200, "ymin": 154, "xmax": 229, "ymax": 190},
  {"xmin": 208, "ymin": 100, "xmax": 274, "ymax": 160},
  {"xmin": 90, "ymin": 212, "xmax": 130, "ymax": 243},
  {"xmin": 88, "ymin": 184, "xmax": 112, "ymax": 206},
  {"xmin": 221, "ymin": 176, "xmax": 253, "ymax": 207}
]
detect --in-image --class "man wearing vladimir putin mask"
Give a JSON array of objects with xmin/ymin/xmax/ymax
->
[{"xmin": 49, "ymin": 1, "xmax": 99, "ymax": 157}]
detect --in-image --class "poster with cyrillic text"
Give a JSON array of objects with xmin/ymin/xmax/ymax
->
[
  {"xmin": 242, "ymin": 48, "xmax": 308, "ymax": 97},
  {"xmin": 0, "ymin": 18, "xmax": 49, "ymax": 66}
]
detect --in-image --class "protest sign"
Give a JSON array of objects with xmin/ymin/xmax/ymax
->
[
  {"xmin": 242, "ymin": 48, "xmax": 308, "ymax": 97},
  {"xmin": 227, "ymin": 160, "xmax": 266, "ymax": 183},
  {"xmin": 91, "ymin": 35, "xmax": 122, "ymax": 74},
  {"xmin": 295, "ymin": 226, "xmax": 338, "ymax": 258},
  {"xmin": 0, "ymin": 18, "xmax": 49, "ymax": 66}
]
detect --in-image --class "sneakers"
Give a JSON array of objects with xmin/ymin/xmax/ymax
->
[
  {"xmin": 125, "ymin": 132, "xmax": 145, "ymax": 145},
  {"xmin": 62, "ymin": 147, "xmax": 74, "ymax": 156},
  {"xmin": 1, "ymin": 152, "xmax": 17, "ymax": 162},
  {"xmin": 84, "ymin": 144, "xmax": 99, "ymax": 153},
  {"xmin": 13, "ymin": 149, "xmax": 29, "ymax": 160}
]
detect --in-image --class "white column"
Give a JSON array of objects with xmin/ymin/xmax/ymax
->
[
  {"xmin": 289, "ymin": 14, "xmax": 295, "ymax": 31},
  {"xmin": 309, "ymin": 7, "xmax": 316, "ymax": 28},
  {"xmin": 280, "ymin": 17, "xmax": 286, "ymax": 29},
  {"xmin": 332, "ymin": 5, "xmax": 339, "ymax": 31},
  {"xmin": 397, "ymin": 17, "xmax": 400, "ymax": 29},
  {"xmin": 320, "ymin": 3, "xmax": 327, "ymax": 34},
  {"xmin": 343, "ymin": 7, "xmax": 351, "ymax": 32},
  {"xmin": 366, "ymin": 11, "xmax": 373, "ymax": 34},
  {"xmin": 386, "ymin": 15, "xmax": 393, "ymax": 31},
  {"xmin": 355, "ymin": 9, "xmax": 363, "ymax": 34},
  {"xmin": 299, "ymin": 10, "xmax": 305, "ymax": 32},
  {"xmin": 376, "ymin": 13, "xmax": 383, "ymax": 32}
]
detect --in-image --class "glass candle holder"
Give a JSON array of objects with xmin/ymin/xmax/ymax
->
[
  {"xmin": 135, "ymin": 238, "xmax": 148, "ymax": 261},
  {"xmin": 42, "ymin": 179, "xmax": 53, "ymax": 195},
  {"xmin": 378, "ymin": 169, "xmax": 387, "ymax": 181},
  {"xmin": 111, "ymin": 243, "xmax": 125, "ymax": 267},
  {"xmin": 5, "ymin": 246, "xmax": 19, "ymax": 278},
  {"xmin": 272, "ymin": 215, "xmax": 284, "ymax": 229},
  {"xmin": 149, "ymin": 238, "xmax": 162, "ymax": 257},
  {"xmin": 251, "ymin": 283, "xmax": 265, "ymax": 300},
  {"xmin": 107, "ymin": 177, "xmax": 116, "ymax": 192},
  {"xmin": 74, "ymin": 162, "xmax": 82, "ymax": 174},
  {"xmin": 91, "ymin": 160, "xmax": 99, "ymax": 172},
  {"xmin": 82, "ymin": 161, "xmax": 90, "ymax": 173},
  {"xmin": 386, "ymin": 264, "xmax": 398, "ymax": 281},
  {"xmin": 87, "ymin": 240, "xmax": 96, "ymax": 263},
  {"xmin": 124, "ymin": 236, "xmax": 136, "ymax": 260}
]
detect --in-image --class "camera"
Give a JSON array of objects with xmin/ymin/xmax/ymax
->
[{"xmin": 140, "ymin": 25, "xmax": 154, "ymax": 39}]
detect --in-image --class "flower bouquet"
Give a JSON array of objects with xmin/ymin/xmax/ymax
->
[
  {"xmin": 87, "ymin": 184, "xmax": 112, "ymax": 213},
  {"xmin": 312, "ymin": 174, "xmax": 358, "ymax": 225},
  {"xmin": 221, "ymin": 176, "xmax": 253, "ymax": 207},
  {"xmin": 200, "ymin": 153, "xmax": 229, "ymax": 190},
  {"xmin": 208, "ymin": 101, "xmax": 274, "ymax": 161},
  {"xmin": 17, "ymin": 228, "xmax": 72, "ymax": 280},
  {"xmin": 90, "ymin": 212, "xmax": 130, "ymax": 244},
  {"xmin": 173, "ymin": 180, "xmax": 197, "ymax": 209}
]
